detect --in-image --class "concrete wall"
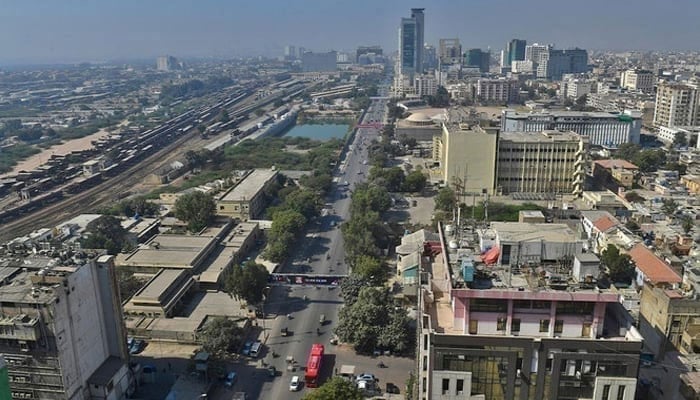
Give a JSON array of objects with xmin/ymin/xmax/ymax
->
[
  {"xmin": 431, "ymin": 370, "xmax": 474, "ymax": 400},
  {"xmin": 441, "ymin": 125, "xmax": 497, "ymax": 194}
]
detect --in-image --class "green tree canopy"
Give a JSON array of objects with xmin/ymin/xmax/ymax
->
[
  {"xmin": 224, "ymin": 262, "xmax": 270, "ymax": 305},
  {"xmin": 302, "ymin": 377, "xmax": 363, "ymax": 400},
  {"xmin": 339, "ymin": 274, "xmax": 371, "ymax": 306},
  {"xmin": 352, "ymin": 255, "xmax": 386, "ymax": 283},
  {"xmin": 673, "ymin": 131, "xmax": 688, "ymax": 148},
  {"xmin": 81, "ymin": 215, "xmax": 131, "ymax": 254},
  {"xmin": 173, "ymin": 191, "xmax": 215, "ymax": 232},
  {"xmin": 435, "ymin": 187, "xmax": 456, "ymax": 212},
  {"xmin": 199, "ymin": 317, "xmax": 245, "ymax": 359},
  {"xmin": 403, "ymin": 170, "xmax": 427, "ymax": 193},
  {"xmin": 600, "ymin": 244, "xmax": 634, "ymax": 284}
]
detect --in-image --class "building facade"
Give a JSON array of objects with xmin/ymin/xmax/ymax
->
[
  {"xmin": 439, "ymin": 38, "xmax": 462, "ymax": 66},
  {"xmin": 476, "ymin": 78, "xmax": 519, "ymax": 103},
  {"xmin": 399, "ymin": 8, "xmax": 425, "ymax": 80},
  {"xmin": 463, "ymin": 49, "xmax": 490, "ymax": 73},
  {"xmin": 620, "ymin": 69, "xmax": 655, "ymax": 93},
  {"xmin": 501, "ymin": 109, "xmax": 642, "ymax": 147},
  {"xmin": 156, "ymin": 55, "xmax": 179, "ymax": 71},
  {"xmin": 355, "ymin": 45, "xmax": 382, "ymax": 63},
  {"xmin": 0, "ymin": 255, "xmax": 134, "ymax": 399},
  {"xmin": 540, "ymin": 49, "xmax": 588, "ymax": 80},
  {"xmin": 496, "ymin": 130, "xmax": 586, "ymax": 195},
  {"xmin": 217, "ymin": 169, "xmax": 278, "ymax": 220},
  {"xmin": 415, "ymin": 75, "xmax": 438, "ymax": 97},
  {"xmin": 301, "ymin": 51, "xmax": 337, "ymax": 72},
  {"xmin": 505, "ymin": 39, "xmax": 526, "ymax": 66},
  {"xmin": 653, "ymin": 82, "xmax": 700, "ymax": 127}
]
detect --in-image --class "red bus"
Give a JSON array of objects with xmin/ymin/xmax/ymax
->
[{"xmin": 304, "ymin": 343, "xmax": 325, "ymax": 387}]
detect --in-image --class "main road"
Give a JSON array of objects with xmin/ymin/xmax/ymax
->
[{"xmin": 242, "ymin": 97, "xmax": 388, "ymax": 399}]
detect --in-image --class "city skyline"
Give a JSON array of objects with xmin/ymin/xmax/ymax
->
[{"xmin": 2, "ymin": 0, "xmax": 700, "ymax": 65}]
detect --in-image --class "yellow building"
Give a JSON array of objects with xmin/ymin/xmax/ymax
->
[
  {"xmin": 681, "ymin": 175, "xmax": 700, "ymax": 194},
  {"xmin": 216, "ymin": 169, "xmax": 278, "ymax": 220}
]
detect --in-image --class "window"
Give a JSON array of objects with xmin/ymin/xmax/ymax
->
[
  {"xmin": 497, "ymin": 317, "xmax": 507, "ymax": 331},
  {"xmin": 539, "ymin": 319, "xmax": 550, "ymax": 332},
  {"xmin": 442, "ymin": 378, "xmax": 450, "ymax": 395},
  {"xmin": 602, "ymin": 384, "xmax": 611, "ymax": 400},
  {"xmin": 456, "ymin": 379, "xmax": 464, "ymax": 395},
  {"xmin": 469, "ymin": 320, "xmax": 478, "ymax": 334},
  {"xmin": 554, "ymin": 320, "xmax": 564, "ymax": 334},
  {"xmin": 617, "ymin": 386, "xmax": 626, "ymax": 400},
  {"xmin": 512, "ymin": 319, "xmax": 521, "ymax": 332}
]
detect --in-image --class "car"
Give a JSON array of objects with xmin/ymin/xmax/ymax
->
[
  {"xmin": 356, "ymin": 373, "xmax": 377, "ymax": 383},
  {"xmin": 129, "ymin": 339, "xmax": 145, "ymax": 354},
  {"xmin": 241, "ymin": 341, "xmax": 253, "ymax": 356},
  {"xmin": 289, "ymin": 375, "xmax": 301, "ymax": 391},
  {"xmin": 224, "ymin": 371, "xmax": 238, "ymax": 388}
]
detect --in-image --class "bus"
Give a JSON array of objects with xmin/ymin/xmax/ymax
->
[{"xmin": 304, "ymin": 343, "xmax": 324, "ymax": 388}]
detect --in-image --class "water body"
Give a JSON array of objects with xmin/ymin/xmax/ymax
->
[{"xmin": 283, "ymin": 123, "xmax": 349, "ymax": 141}]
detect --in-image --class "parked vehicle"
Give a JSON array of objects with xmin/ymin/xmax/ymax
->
[
  {"xmin": 224, "ymin": 371, "xmax": 238, "ymax": 388},
  {"xmin": 129, "ymin": 339, "xmax": 145, "ymax": 354},
  {"xmin": 241, "ymin": 341, "xmax": 253, "ymax": 356},
  {"xmin": 289, "ymin": 375, "xmax": 301, "ymax": 391},
  {"xmin": 249, "ymin": 341, "xmax": 262, "ymax": 358}
]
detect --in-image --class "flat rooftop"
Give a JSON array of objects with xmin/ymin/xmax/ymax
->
[
  {"xmin": 116, "ymin": 234, "xmax": 217, "ymax": 269},
  {"xmin": 503, "ymin": 109, "xmax": 640, "ymax": 119},
  {"xmin": 219, "ymin": 169, "xmax": 277, "ymax": 202},
  {"xmin": 134, "ymin": 269, "xmax": 186, "ymax": 301},
  {"xmin": 489, "ymin": 222, "xmax": 577, "ymax": 243},
  {"xmin": 499, "ymin": 130, "xmax": 582, "ymax": 142}
]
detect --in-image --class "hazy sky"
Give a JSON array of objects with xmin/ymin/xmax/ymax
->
[{"xmin": 2, "ymin": 0, "xmax": 699, "ymax": 64}]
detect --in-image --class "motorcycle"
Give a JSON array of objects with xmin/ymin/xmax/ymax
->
[{"xmin": 377, "ymin": 362, "xmax": 387, "ymax": 368}]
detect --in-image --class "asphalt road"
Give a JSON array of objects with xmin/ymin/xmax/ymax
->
[{"xmin": 233, "ymin": 98, "xmax": 387, "ymax": 400}]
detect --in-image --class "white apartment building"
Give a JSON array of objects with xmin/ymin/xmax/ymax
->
[
  {"xmin": 620, "ymin": 69, "xmax": 655, "ymax": 93},
  {"xmin": 415, "ymin": 74, "xmax": 438, "ymax": 97},
  {"xmin": 653, "ymin": 81, "xmax": 700, "ymax": 127},
  {"xmin": 475, "ymin": 78, "xmax": 519, "ymax": 103},
  {"xmin": 496, "ymin": 130, "xmax": 587, "ymax": 195},
  {"xmin": 511, "ymin": 60, "xmax": 534, "ymax": 74},
  {"xmin": 657, "ymin": 125, "xmax": 700, "ymax": 146},
  {"xmin": 561, "ymin": 78, "xmax": 592, "ymax": 99},
  {"xmin": 501, "ymin": 109, "xmax": 642, "ymax": 147}
]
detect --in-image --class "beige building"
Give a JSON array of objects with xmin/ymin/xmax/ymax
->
[
  {"xmin": 496, "ymin": 130, "xmax": 587, "ymax": 196},
  {"xmin": 433, "ymin": 122, "xmax": 498, "ymax": 195},
  {"xmin": 653, "ymin": 81, "xmax": 700, "ymax": 127},
  {"xmin": 475, "ymin": 78, "xmax": 519, "ymax": 103},
  {"xmin": 620, "ymin": 69, "xmax": 655, "ymax": 93},
  {"xmin": 217, "ymin": 169, "xmax": 278, "ymax": 220},
  {"xmin": 124, "ymin": 269, "xmax": 194, "ymax": 318}
]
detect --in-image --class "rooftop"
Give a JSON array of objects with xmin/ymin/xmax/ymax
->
[
  {"xmin": 594, "ymin": 159, "xmax": 639, "ymax": 170},
  {"xmin": 489, "ymin": 222, "xmax": 577, "ymax": 243},
  {"xmin": 503, "ymin": 108, "xmax": 641, "ymax": 119},
  {"xmin": 116, "ymin": 234, "xmax": 217, "ymax": 269},
  {"xmin": 499, "ymin": 130, "xmax": 583, "ymax": 143},
  {"xmin": 134, "ymin": 269, "xmax": 187, "ymax": 301},
  {"xmin": 219, "ymin": 169, "xmax": 277, "ymax": 202},
  {"xmin": 629, "ymin": 243, "xmax": 681, "ymax": 285}
]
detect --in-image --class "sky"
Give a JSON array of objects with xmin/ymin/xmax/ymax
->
[{"xmin": 1, "ymin": 0, "xmax": 699, "ymax": 65}]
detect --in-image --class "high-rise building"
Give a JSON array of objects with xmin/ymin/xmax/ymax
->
[
  {"xmin": 398, "ymin": 8, "xmax": 425, "ymax": 80},
  {"xmin": 284, "ymin": 45, "xmax": 296, "ymax": 60},
  {"xmin": 620, "ymin": 69, "xmax": 655, "ymax": 93},
  {"xmin": 423, "ymin": 44, "xmax": 438, "ymax": 70},
  {"xmin": 501, "ymin": 109, "xmax": 642, "ymax": 147},
  {"xmin": 525, "ymin": 43, "xmax": 551, "ymax": 64},
  {"xmin": 497, "ymin": 130, "xmax": 587, "ymax": 195},
  {"xmin": 475, "ymin": 78, "xmax": 519, "ymax": 103},
  {"xmin": 156, "ymin": 55, "xmax": 179, "ymax": 71},
  {"xmin": 653, "ymin": 81, "xmax": 700, "ymax": 127},
  {"xmin": 540, "ymin": 48, "xmax": 589, "ymax": 80},
  {"xmin": 0, "ymin": 255, "xmax": 134, "ymax": 399},
  {"xmin": 439, "ymin": 38, "xmax": 461, "ymax": 66},
  {"xmin": 506, "ymin": 38, "xmax": 526, "ymax": 65},
  {"xmin": 301, "ymin": 51, "xmax": 337, "ymax": 72},
  {"xmin": 355, "ymin": 45, "xmax": 383, "ymax": 63},
  {"xmin": 464, "ymin": 48, "xmax": 491, "ymax": 73},
  {"xmin": 415, "ymin": 75, "xmax": 438, "ymax": 97}
]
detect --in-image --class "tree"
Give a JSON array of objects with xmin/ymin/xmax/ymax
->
[
  {"xmin": 661, "ymin": 198, "xmax": 679, "ymax": 216},
  {"xmin": 426, "ymin": 86, "xmax": 450, "ymax": 107},
  {"xmin": 399, "ymin": 135, "xmax": 418, "ymax": 150},
  {"xmin": 624, "ymin": 191, "xmax": 645, "ymax": 203},
  {"xmin": 116, "ymin": 270, "xmax": 148, "ymax": 303},
  {"xmin": 370, "ymin": 166, "xmax": 405, "ymax": 192},
  {"xmin": 352, "ymin": 255, "xmax": 386, "ymax": 283},
  {"xmin": 435, "ymin": 187, "xmax": 456, "ymax": 212},
  {"xmin": 302, "ymin": 377, "xmax": 363, "ymax": 400},
  {"xmin": 335, "ymin": 287, "xmax": 412, "ymax": 354},
  {"xmin": 681, "ymin": 216, "xmax": 694, "ymax": 235},
  {"xmin": 403, "ymin": 170, "xmax": 427, "ymax": 193},
  {"xmin": 173, "ymin": 191, "xmax": 216, "ymax": 232},
  {"xmin": 673, "ymin": 131, "xmax": 688, "ymax": 148},
  {"xmin": 199, "ymin": 317, "xmax": 245, "ymax": 359},
  {"xmin": 224, "ymin": 262, "xmax": 270, "ymax": 305},
  {"xmin": 616, "ymin": 143, "xmax": 641, "ymax": 162},
  {"xmin": 600, "ymin": 244, "xmax": 634, "ymax": 284},
  {"xmin": 81, "ymin": 215, "xmax": 131, "ymax": 254},
  {"xmin": 339, "ymin": 274, "xmax": 371, "ymax": 306},
  {"xmin": 117, "ymin": 197, "xmax": 160, "ymax": 218}
]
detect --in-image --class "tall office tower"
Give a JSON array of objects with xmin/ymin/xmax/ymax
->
[
  {"xmin": 355, "ymin": 45, "xmax": 383, "ymax": 63},
  {"xmin": 156, "ymin": 55, "xmax": 179, "ymax": 71},
  {"xmin": 464, "ymin": 48, "xmax": 491, "ymax": 73},
  {"xmin": 541, "ymin": 48, "xmax": 588, "ymax": 80},
  {"xmin": 439, "ymin": 38, "xmax": 461, "ymax": 66},
  {"xmin": 506, "ymin": 38, "xmax": 526, "ymax": 65},
  {"xmin": 0, "ymin": 255, "xmax": 134, "ymax": 399},
  {"xmin": 423, "ymin": 44, "xmax": 438, "ymax": 70},
  {"xmin": 525, "ymin": 43, "xmax": 551, "ymax": 64},
  {"xmin": 297, "ymin": 47, "xmax": 306, "ymax": 59},
  {"xmin": 284, "ymin": 45, "xmax": 296, "ymax": 60},
  {"xmin": 398, "ymin": 8, "xmax": 425, "ymax": 80},
  {"xmin": 653, "ymin": 81, "xmax": 700, "ymax": 127}
]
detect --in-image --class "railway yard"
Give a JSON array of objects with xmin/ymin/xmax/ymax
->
[{"xmin": 0, "ymin": 76, "xmax": 319, "ymax": 241}]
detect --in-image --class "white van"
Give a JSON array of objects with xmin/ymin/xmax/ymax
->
[{"xmin": 249, "ymin": 341, "xmax": 262, "ymax": 358}]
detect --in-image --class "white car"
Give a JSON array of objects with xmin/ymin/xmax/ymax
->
[
  {"xmin": 289, "ymin": 376, "xmax": 301, "ymax": 391},
  {"xmin": 356, "ymin": 373, "xmax": 377, "ymax": 383}
]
